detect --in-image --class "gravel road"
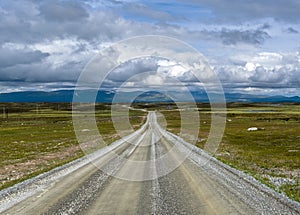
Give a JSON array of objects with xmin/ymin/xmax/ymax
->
[{"xmin": 0, "ymin": 112, "xmax": 299, "ymax": 214}]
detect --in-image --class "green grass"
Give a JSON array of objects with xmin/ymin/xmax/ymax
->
[
  {"xmin": 1, "ymin": 102, "xmax": 299, "ymax": 202},
  {"xmin": 159, "ymin": 102, "xmax": 300, "ymax": 202},
  {"xmin": 0, "ymin": 103, "xmax": 146, "ymax": 190}
]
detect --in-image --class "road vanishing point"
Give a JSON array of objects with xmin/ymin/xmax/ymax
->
[{"xmin": 1, "ymin": 112, "xmax": 299, "ymax": 214}]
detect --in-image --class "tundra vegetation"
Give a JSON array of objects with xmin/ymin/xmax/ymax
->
[
  {"xmin": 0, "ymin": 102, "xmax": 299, "ymax": 202},
  {"xmin": 0, "ymin": 103, "xmax": 146, "ymax": 190},
  {"xmin": 152, "ymin": 102, "xmax": 300, "ymax": 202}
]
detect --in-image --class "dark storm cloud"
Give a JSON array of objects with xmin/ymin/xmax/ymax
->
[
  {"xmin": 0, "ymin": 6, "xmax": 32, "ymax": 43},
  {"xmin": 0, "ymin": 0, "xmax": 205, "ymax": 89},
  {"xmin": 219, "ymin": 28, "xmax": 270, "ymax": 45},
  {"xmin": 106, "ymin": 58, "xmax": 159, "ymax": 83},
  {"xmin": 0, "ymin": 0, "xmax": 299, "ymax": 95},
  {"xmin": 285, "ymin": 27, "xmax": 299, "ymax": 34},
  {"xmin": 0, "ymin": 0, "xmax": 194, "ymax": 45},
  {"xmin": 0, "ymin": 48, "xmax": 49, "ymax": 68},
  {"xmin": 0, "ymin": 57, "xmax": 82, "ymax": 83},
  {"xmin": 0, "ymin": 0, "xmax": 123, "ymax": 43}
]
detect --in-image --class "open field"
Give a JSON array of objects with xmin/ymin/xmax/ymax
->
[
  {"xmin": 0, "ymin": 103, "xmax": 146, "ymax": 190},
  {"xmin": 2, "ymin": 111, "xmax": 299, "ymax": 214},
  {"xmin": 1, "ymin": 102, "xmax": 299, "ymax": 203},
  {"xmin": 157, "ymin": 102, "xmax": 300, "ymax": 202}
]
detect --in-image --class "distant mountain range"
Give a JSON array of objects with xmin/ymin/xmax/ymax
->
[{"xmin": 0, "ymin": 90, "xmax": 299, "ymax": 103}]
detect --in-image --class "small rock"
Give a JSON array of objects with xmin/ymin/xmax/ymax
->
[{"xmin": 247, "ymin": 127, "xmax": 258, "ymax": 131}]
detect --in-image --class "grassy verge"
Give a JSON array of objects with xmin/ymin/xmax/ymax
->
[
  {"xmin": 0, "ymin": 103, "xmax": 146, "ymax": 190},
  {"xmin": 159, "ymin": 102, "xmax": 300, "ymax": 202}
]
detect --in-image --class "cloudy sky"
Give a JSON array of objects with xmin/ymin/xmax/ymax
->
[{"xmin": 0, "ymin": 0, "xmax": 300, "ymax": 96}]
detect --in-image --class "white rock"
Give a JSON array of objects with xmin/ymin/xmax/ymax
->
[{"xmin": 247, "ymin": 127, "xmax": 258, "ymax": 131}]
